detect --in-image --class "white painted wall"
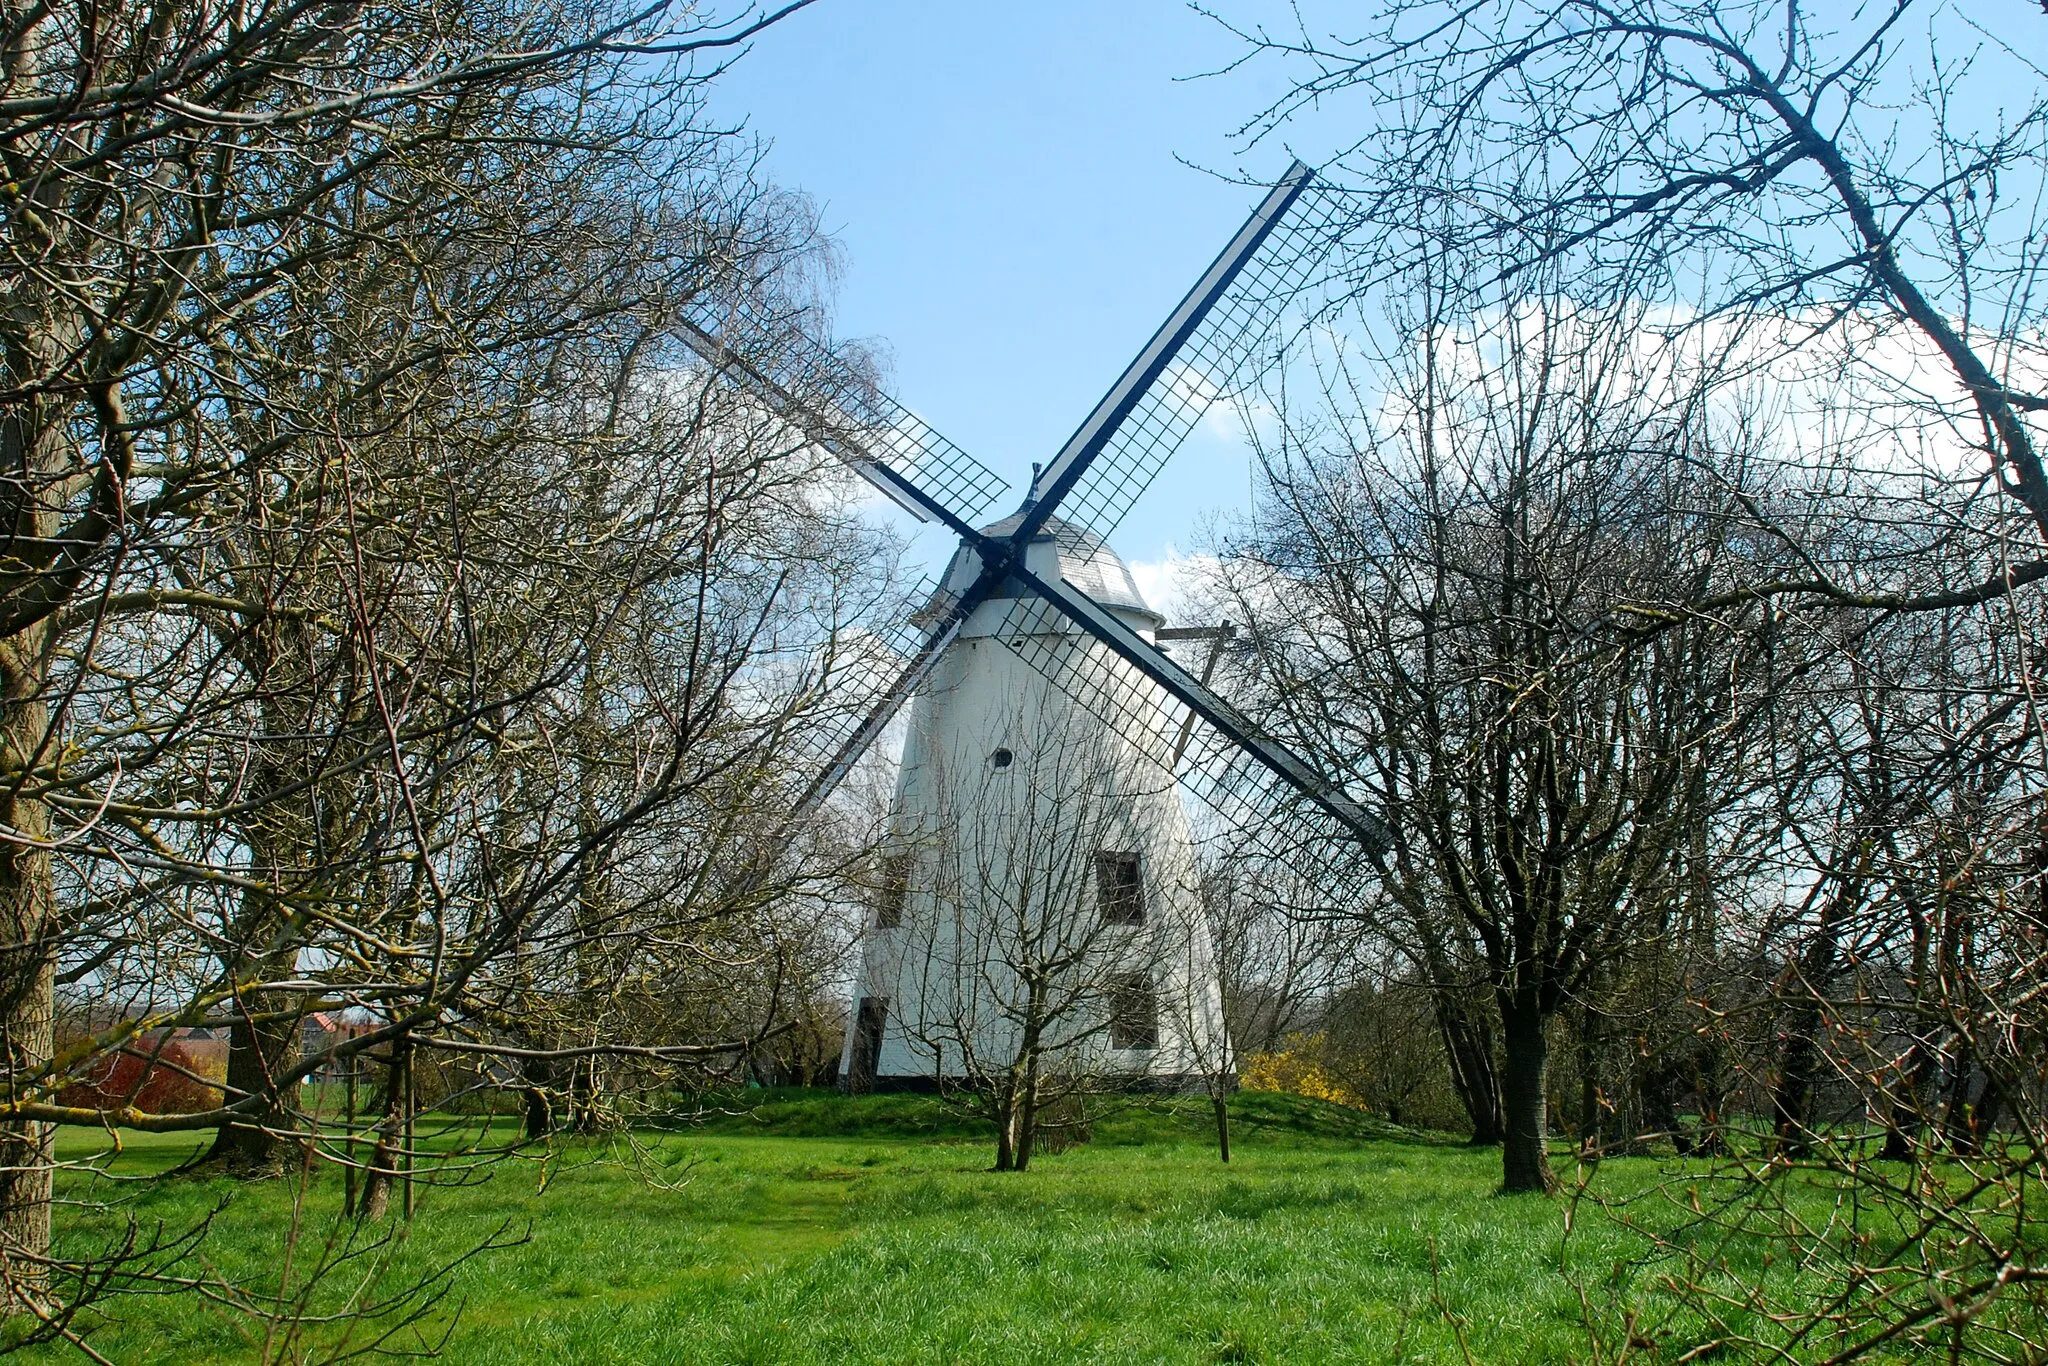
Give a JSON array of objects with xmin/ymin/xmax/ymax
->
[{"xmin": 841, "ymin": 524, "xmax": 1230, "ymax": 1086}]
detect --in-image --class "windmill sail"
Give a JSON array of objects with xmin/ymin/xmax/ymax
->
[
  {"xmin": 980, "ymin": 164, "xmax": 1382, "ymax": 858},
  {"xmin": 988, "ymin": 579, "xmax": 1389, "ymax": 912},
  {"xmin": 776, "ymin": 577, "xmax": 961, "ymax": 820},
  {"xmin": 677, "ymin": 287, "xmax": 1008, "ymax": 536},
  {"xmin": 803, "ymin": 162, "xmax": 1394, "ymax": 1093},
  {"xmin": 672, "ymin": 286, "xmax": 1014, "ymax": 820},
  {"xmin": 1006, "ymin": 562, "xmax": 1392, "ymax": 853},
  {"xmin": 1020, "ymin": 169, "xmax": 1356, "ymax": 543}
]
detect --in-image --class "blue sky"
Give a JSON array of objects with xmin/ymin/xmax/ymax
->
[{"xmin": 707, "ymin": 1, "xmax": 1301, "ymax": 606}]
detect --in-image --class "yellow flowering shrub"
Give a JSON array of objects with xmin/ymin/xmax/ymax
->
[{"xmin": 1237, "ymin": 1033, "xmax": 1367, "ymax": 1110}]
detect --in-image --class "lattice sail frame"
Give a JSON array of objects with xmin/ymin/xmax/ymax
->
[
  {"xmin": 1028, "ymin": 176, "xmax": 1359, "ymax": 544},
  {"xmin": 677, "ymin": 284, "xmax": 1009, "ymax": 529},
  {"xmin": 981, "ymin": 169, "xmax": 1391, "ymax": 870},
  {"xmin": 989, "ymin": 594, "xmax": 1390, "ymax": 901}
]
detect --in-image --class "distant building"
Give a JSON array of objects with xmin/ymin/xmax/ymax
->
[{"xmin": 299, "ymin": 1012, "xmax": 376, "ymax": 1083}]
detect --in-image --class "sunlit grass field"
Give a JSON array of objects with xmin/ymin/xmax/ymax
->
[{"xmin": 19, "ymin": 1093, "xmax": 1861, "ymax": 1364}]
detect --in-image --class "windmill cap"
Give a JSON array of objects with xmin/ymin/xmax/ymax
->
[{"xmin": 932, "ymin": 514, "xmax": 1163, "ymax": 626}]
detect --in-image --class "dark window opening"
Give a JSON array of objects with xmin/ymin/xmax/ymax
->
[
  {"xmin": 1095, "ymin": 851, "xmax": 1144, "ymax": 925},
  {"xmin": 1107, "ymin": 975, "xmax": 1159, "ymax": 1051},
  {"xmin": 876, "ymin": 854, "xmax": 910, "ymax": 929},
  {"xmin": 989, "ymin": 746, "xmax": 1013, "ymax": 769},
  {"xmin": 847, "ymin": 996, "xmax": 889, "ymax": 1093}
]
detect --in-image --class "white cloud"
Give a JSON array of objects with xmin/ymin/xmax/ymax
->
[{"xmin": 1128, "ymin": 546, "xmax": 1223, "ymax": 626}]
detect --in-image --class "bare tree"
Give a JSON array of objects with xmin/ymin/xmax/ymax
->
[
  {"xmin": 1214, "ymin": 295, "xmax": 1785, "ymax": 1191},
  {"xmin": 1211, "ymin": 2, "xmax": 2048, "ymax": 1346},
  {"xmin": 1218, "ymin": 0, "xmax": 2047, "ymax": 602},
  {"xmin": 880, "ymin": 696, "xmax": 1206, "ymax": 1171},
  {"xmin": 1316, "ymin": 958, "xmax": 1465, "ymax": 1131},
  {"xmin": 1206, "ymin": 857, "xmax": 1368, "ymax": 1058},
  {"xmin": 0, "ymin": 0, "xmax": 889, "ymax": 1336}
]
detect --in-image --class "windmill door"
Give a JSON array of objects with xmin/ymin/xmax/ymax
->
[{"xmin": 847, "ymin": 996, "xmax": 889, "ymax": 1094}]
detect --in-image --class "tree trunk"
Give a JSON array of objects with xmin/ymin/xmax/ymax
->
[
  {"xmin": 1212, "ymin": 1092, "xmax": 1231, "ymax": 1164},
  {"xmin": 1771, "ymin": 997, "xmax": 1826, "ymax": 1159},
  {"xmin": 569, "ymin": 1053, "xmax": 601, "ymax": 1134},
  {"xmin": 207, "ymin": 992, "xmax": 299, "ymax": 1171},
  {"xmin": 1436, "ymin": 990, "xmax": 1503, "ymax": 1145},
  {"xmin": 1940, "ymin": 1043, "xmax": 1979, "ymax": 1154},
  {"xmin": 206, "ymin": 731, "xmax": 327, "ymax": 1173},
  {"xmin": 1001, "ymin": 986, "xmax": 1047, "ymax": 1174},
  {"xmin": 1013, "ymin": 1052, "xmax": 1040, "ymax": 1173},
  {"xmin": 992, "ymin": 1085, "xmax": 1016, "ymax": 1172},
  {"xmin": 359, "ymin": 1037, "xmax": 411, "ymax": 1221},
  {"xmin": 1690, "ymin": 1041, "xmax": 1729, "ymax": 1157},
  {"xmin": 1577, "ymin": 1002, "xmax": 1604, "ymax": 1152},
  {"xmin": 0, "ymin": 652, "xmax": 54, "ymax": 1301},
  {"xmin": 1881, "ymin": 901, "xmax": 1937, "ymax": 1162},
  {"xmin": 1967, "ymin": 1071, "xmax": 2005, "ymax": 1150},
  {"xmin": 1771, "ymin": 891, "xmax": 1847, "ymax": 1158},
  {"xmin": 522, "ymin": 1075, "xmax": 554, "ymax": 1142},
  {"xmin": 342, "ymin": 1053, "xmax": 359, "ymax": 1216},
  {"xmin": 1641, "ymin": 1062, "xmax": 1689, "ymax": 1155},
  {"xmin": 1498, "ymin": 1003, "xmax": 1553, "ymax": 1193},
  {"xmin": 1879, "ymin": 1033, "xmax": 1938, "ymax": 1161}
]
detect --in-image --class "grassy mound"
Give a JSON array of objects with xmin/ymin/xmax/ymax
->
[
  {"xmin": 677, "ymin": 1088, "xmax": 985, "ymax": 1140},
  {"xmin": 671, "ymin": 1086, "xmax": 1440, "ymax": 1149}
]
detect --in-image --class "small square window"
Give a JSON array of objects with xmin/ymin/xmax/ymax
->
[
  {"xmin": 1095, "ymin": 851, "xmax": 1143, "ymax": 925},
  {"xmin": 876, "ymin": 853, "xmax": 910, "ymax": 929},
  {"xmin": 1107, "ymin": 974, "xmax": 1159, "ymax": 1050}
]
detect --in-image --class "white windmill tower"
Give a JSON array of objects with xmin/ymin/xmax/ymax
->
[
  {"xmin": 850, "ymin": 511, "xmax": 1234, "ymax": 1089},
  {"xmin": 675, "ymin": 163, "xmax": 1394, "ymax": 1095}
]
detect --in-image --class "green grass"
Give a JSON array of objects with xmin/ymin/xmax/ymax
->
[{"xmin": 10, "ymin": 1093, "xmax": 1878, "ymax": 1364}]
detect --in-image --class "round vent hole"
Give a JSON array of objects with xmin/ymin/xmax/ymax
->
[{"xmin": 989, "ymin": 747, "xmax": 1014, "ymax": 770}]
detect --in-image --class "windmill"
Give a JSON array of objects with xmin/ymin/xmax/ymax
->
[{"xmin": 677, "ymin": 163, "xmax": 1393, "ymax": 1091}]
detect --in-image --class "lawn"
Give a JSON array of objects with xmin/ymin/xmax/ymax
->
[{"xmin": 14, "ymin": 1093, "xmax": 1855, "ymax": 1364}]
